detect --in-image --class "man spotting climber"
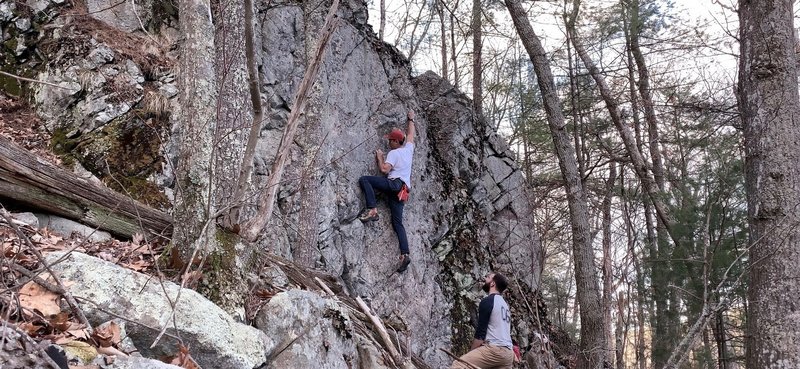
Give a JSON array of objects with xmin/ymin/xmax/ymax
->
[
  {"xmin": 358, "ymin": 110, "xmax": 416, "ymax": 273},
  {"xmin": 450, "ymin": 272, "xmax": 515, "ymax": 369}
]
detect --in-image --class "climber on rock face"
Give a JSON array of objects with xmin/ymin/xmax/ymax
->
[
  {"xmin": 358, "ymin": 109, "xmax": 416, "ymax": 273},
  {"xmin": 450, "ymin": 272, "xmax": 515, "ymax": 369}
]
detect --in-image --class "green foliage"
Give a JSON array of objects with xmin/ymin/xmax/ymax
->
[
  {"xmin": 652, "ymin": 82, "xmax": 746, "ymax": 368},
  {"xmin": 539, "ymin": 271, "xmax": 579, "ymax": 341},
  {"xmin": 626, "ymin": 0, "xmax": 676, "ymax": 37}
]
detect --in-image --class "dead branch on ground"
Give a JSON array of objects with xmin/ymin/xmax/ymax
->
[{"xmin": 0, "ymin": 209, "xmax": 93, "ymax": 334}]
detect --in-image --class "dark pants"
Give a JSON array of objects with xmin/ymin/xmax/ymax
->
[{"xmin": 358, "ymin": 175, "xmax": 409, "ymax": 255}]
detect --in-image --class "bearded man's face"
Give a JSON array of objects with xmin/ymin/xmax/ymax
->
[{"xmin": 482, "ymin": 274, "xmax": 495, "ymax": 293}]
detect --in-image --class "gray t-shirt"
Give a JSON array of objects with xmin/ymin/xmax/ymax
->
[{"xmin": 474, "ymin": 294, "xmax": 513, "ymax": 348}]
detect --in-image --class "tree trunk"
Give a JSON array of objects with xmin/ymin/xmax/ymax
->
[
  {"xmin": 169, "ymin": 0, "xmax": 218, "ymax": 268},
  {"xmin": 471, "ymin": 0, "xmax": 482, "ymax": 121},
  {"xmin": 572, "ymin": 2, "xmax": 692, "ymax": 362},
  {"xmin": 602, "ymin": 162, "xmax": 617, "ymax": 366},
  {"xmin": 566, "ymin": 28, "xmax": 586, "ymax": 179},
  {"xmin": 713, "ymin": 309, "xmax": 729, "ymax": 369},
  {"xmin": 505, "ymin": 1, "xmax": 607, "ymax": 367},
  {"xmin": 226, "ymin": 0, "xmax": 263, "ymax": 228},
  {"xmin": 437, "ymin": 0, "xmax": 448, "ymax": 80},
  {"xmin": 239, "ymin": 0, "xmax": 340, "ymax": 243},
  {"xmin": 703, "ymin": 322, "xmax": 716, "ymax": 369},
  {"xmin": 213, "ymin": 0, "xmax": 251, "ymax": 214},
  {"xmin": 0, "ymin": 137, "xmax": 172, "ymax": 238},
  {"xmin": 621, "ymin": 172, "xmax": 646, "ymax": 369},
  {"xmin": 663, "ymin": 304, "xmax": 713, "ymax": 369},
  {"xmin": 615, "ymin": 291, "xmax": 626, "ymax": 369},
  {"xmin": 624, "ymin": 2, "xmax": 677, "ymax": 363},
  {"xmin": 450, "ymin": 6, "xmax": 459, "ymax": 89},
  {"xmin": 739, "ymin": 0, "xmax": 800, "ymax": 367},
  {"xmin": 621, "ymin": 14, "xmax": 653, "ymax": 365},
  {"xmin": 627, "ymin": 0, "xmax": 664, "ymax": 191},
  {"xmin": 379, "ymin": 0, "xmax": 386, "ymax": 40},
  {"xmin": 621, "ymin": 9, "xmax": 662, "ymax": 366},
  {"xmin": 205, "ymin": 0, "xmax": 255, "ymax": 314},
  {"xmin": 566, "ymin": 0, "xmax": 679, "ymax": 249}
]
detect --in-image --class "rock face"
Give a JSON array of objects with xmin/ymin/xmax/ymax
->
[
  {"xmin": 249, "ymin": 1, "xmax": 544, "ymax": 364},
  {"xmin": 6, "ymin": 0, "xmax": 549, "ymax": 366},
  {"xmin": 3, "ymin": 3, "xmax": 174, "ymax": 209},
  {"xmin": 85, "ymin": 0, "xmax": 154, "ymax": 33},
  {"xmin": 526, "ymin": 332, "xmax": 564, "ymax": 369},
  {"xmin": 254, "ymin": 289, "xmax": 395, "ymax": 369},
  {"xmin": 255, "ymin": 290, "xmax": 353, "ymax": 368}
]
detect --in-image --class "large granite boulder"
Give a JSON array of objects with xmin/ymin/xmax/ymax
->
[
  {"xmin": 255, "ymin": 289, "xmax": 396, "ymax": 369},
  {"xmin": 45, "ymin": 251, "xmax": 273, "ymax": 369}
]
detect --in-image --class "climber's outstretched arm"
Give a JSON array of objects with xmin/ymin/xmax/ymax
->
[{"xmin": 405, "ymin": 110, "xmax": 416, "ymax": 144}]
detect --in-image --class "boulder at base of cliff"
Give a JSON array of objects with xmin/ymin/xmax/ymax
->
[
  {"xmin": 255, "ymin": 289, "xmax": 398, "ymax": 369},
  {"xmin": 45, "ymin": 251, "xmax": 273, "ymax": 369}
]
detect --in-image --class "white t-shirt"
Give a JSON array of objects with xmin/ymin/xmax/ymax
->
[
  {"xmin": 477, "ymin": 294, "xmax": 512, "ymax": 348},
  {"xmin": 386, "ymin": 142, "xmax": 415, "ymax": 189}
]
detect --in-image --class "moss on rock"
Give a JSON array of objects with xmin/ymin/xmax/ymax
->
[
  {"xmin": 200, "ymin": 229, "xmax": 248, "ymax": 316},
  {"xmin": 49, "ymin": 128, "xmax": 79, "ymax": 167},
  {"xmin": 51, "ymin": 108, "xmax": 170, "ymax": 209}
]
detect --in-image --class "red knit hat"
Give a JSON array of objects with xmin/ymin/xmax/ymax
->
[{"xmin": 384, "ymin": 129, "xmax": 405, "ymax": 141}]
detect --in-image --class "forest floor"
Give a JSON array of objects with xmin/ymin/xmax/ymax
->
[
  {"xmin": 0, "ymin": 211, "xmax": 198, "ymax": 368},
  {"xmin": 0, "ymin": 93, "xmax": 58, "ymax": 164},
  {"xmin": 0, "ymin": 92, "xmax": 195, "ymax": 368}
]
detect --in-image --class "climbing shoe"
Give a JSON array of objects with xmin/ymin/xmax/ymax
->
[
  {"xmin": 396, "ymin": 254, "xmax": 411, "ymax": 273},
  {"xmin": 358, "ymin": 209, "xmax": 379, "ymax": 223}
]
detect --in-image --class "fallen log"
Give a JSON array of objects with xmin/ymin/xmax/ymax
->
[{"xmin": 0, "ymin": 136, "xmax": 172, "ymax": 239}]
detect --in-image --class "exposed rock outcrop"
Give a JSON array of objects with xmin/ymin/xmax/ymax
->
[
  {"xmin": 255, "ymin": 289, "xmax": 399, "ymax": 369},
  {"xmin": 247, "ymin": 2, "xmax": 544, "ymax": 364},
  {"xmin": 3, "ymin": 2, "xmax": 174, "ymax": 208}
]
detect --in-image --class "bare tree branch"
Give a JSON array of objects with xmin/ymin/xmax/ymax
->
[
  {"xmin": 225, "ymin": 0, "xmax": 266, "ymax": 229},
  {"xmin": 566, "ymin": 0, "xmax": 680, "ymax": 247},
  {"xmin": 0, "ymin": 71, "xmax": 78, "ymax": 90},
  {"xmin": 0, "ymin": 208, "xmax": 93, "ymax": 335},
  {"xmin": 240, "ymin": 0, "xmax": 340, "ymax": 242}
]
